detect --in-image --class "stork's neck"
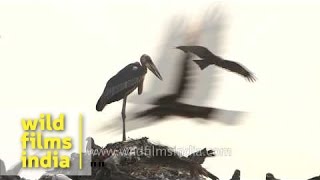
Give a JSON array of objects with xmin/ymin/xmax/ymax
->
[
  {"xmin": 142, "ymin": 64, "xmax": 147, "ymax": 71},
  {"xmin": 139, "ymin": 61, "xmax": 147, "ymax": 71}
]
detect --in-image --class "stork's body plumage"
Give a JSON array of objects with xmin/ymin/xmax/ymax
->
[
  {"xmin": 96, "ymin": 54, "xmax": 162, "ymax": 141},
  {"xmin": 96, "ymin": 62, "xmax": 147, "ymax": 111}
]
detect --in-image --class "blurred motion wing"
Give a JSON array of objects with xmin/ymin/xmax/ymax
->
[
  {"xmin": 176, "ymin": 45, "xmax": 216, "ymax": 59},
  {"xmin": 217, "ymin": 59, "xmax": 256, "ymax": 82}
]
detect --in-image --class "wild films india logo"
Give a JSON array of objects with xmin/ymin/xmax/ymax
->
[{"xmin": 19, "ymin": 113, "xmax": 91, "ymax": 175}]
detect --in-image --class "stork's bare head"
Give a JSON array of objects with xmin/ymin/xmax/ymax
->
[{"xmin": 140, "ymin": 54, "xmax": 163, "ymax": 80}]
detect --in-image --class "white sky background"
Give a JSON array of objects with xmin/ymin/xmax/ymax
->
[{"xmin": 0, "ymin": 1, "xmax": 320, "ymax": 179}]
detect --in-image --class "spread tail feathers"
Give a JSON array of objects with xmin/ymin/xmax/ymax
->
[{"xmin": 193, "ymin": 60, "xmax": 210, "ymax": 70}]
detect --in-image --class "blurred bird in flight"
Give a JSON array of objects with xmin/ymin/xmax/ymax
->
[
  {"xmin": 176, "ymin": 45, "xmax": 256, "ymax": 82},
  {"xmin": 98, "ymin": 7, "xmax": 250, "ymax": 134}
]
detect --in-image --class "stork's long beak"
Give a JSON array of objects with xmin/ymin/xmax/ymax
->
[{"xmin": 147, "ymin": 61, "xmax": 163, "ymax": 80}]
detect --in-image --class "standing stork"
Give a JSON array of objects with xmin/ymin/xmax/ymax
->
[{"xmin": 96, "ymin": 54, "xmax": 162, "ymax": 141}]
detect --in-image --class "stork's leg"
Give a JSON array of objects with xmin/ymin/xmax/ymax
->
[{"xmin": 121, "ymin": 96, "xmax": 127, "ymax": 141}]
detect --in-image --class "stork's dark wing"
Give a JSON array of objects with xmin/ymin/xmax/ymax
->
[
  {"xmin": 96, "ymin": 62, "xmax": 146, "ymax": 111},
  {"xmin": 176, "ymin": 46, "xmax": 217, "ymax": 59},
  {"xmin": 216, "ymin": 59, "xmax": 256, "ymax": 82}
]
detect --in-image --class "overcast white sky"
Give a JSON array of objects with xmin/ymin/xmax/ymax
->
[{"xmin": 0, "ymin": 1, "xmax": 320, "ymax": 180}]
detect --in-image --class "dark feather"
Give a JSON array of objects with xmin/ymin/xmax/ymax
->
[
  {"xmin": 193, "ymin": 59, "xmax": 211, "ymax": 70},
  {"xmin": 230, "ymin": 169, "xmax": 240, "ymax": 180},
  {"xmin": 96, "ymin": 62, "xmax": 146, "ymax": 111},
  {"xmin": 266, "ymin": 173, "xmax": 280, "ymax": 180},
  {"xmin": 134, "ymin": 102, "xmax": 216, "ymax": 119},
  {"xmin": 176, "ymin": 46, "xmax": 217, "ymax": 59},
  {"xmin": 177, "ymin": 45, "xmax": 256, "ymax": 82},
  {"xmin": 216, "ymin": 59, "xmax": 256, "ymax": 82},
  {"xmin": 175, "ymin": 54, "xmax": 193, "ymax": 98},
  {"xmin": 207, "ymin": 171, "xmax": 219, "ymax": 180},
  {"xmin": 152, "ymin": 53, "xmax": 193, "ymax": 104}
]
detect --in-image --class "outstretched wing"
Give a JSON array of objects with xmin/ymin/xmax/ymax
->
[
  {"xmin": 176, "ymin": 46, "xmax": 217, "ymax": 59},
  {"xmin": 152, "ymin": 54, "xmax": 194, "ymax": 105},
  {"xmin": 216, "ymin": 59, "xmax": 256, "ymax": 82},
  {"xmin": 174, "ymin": 54, "xmax": 193, "ymax": 98}
]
